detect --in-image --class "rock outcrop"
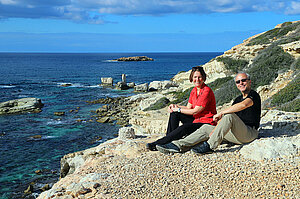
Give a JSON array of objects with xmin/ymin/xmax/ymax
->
[
  {"xmin": 0, "ymin": 98, "xmax": 44, "ymax": 115},
  {"xmin": 113, "ymin": 56, "xmax": 154, "ymax": 61}
]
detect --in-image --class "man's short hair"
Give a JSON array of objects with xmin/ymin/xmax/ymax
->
[{"xmin": 235, "ymin": 72, "xmax": 251, "ymax": 80}]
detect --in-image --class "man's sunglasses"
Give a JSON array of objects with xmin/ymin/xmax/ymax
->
[{"xmin": 235, "ymin": 78, "xmax": 249, "ymax": 84}]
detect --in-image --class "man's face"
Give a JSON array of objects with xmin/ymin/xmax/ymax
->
[{"xmin": 235, "ymin": 73, "xmax": 251, "ymax": 93}]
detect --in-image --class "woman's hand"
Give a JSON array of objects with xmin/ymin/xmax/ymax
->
[{"xmin": 168, "ymin": 104, "xmax": 178, "ymax": 113}]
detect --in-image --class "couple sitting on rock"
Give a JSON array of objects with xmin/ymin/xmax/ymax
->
[{"xmin": 146, "ymin": 66, "xmax": 261, "ymax": 155}]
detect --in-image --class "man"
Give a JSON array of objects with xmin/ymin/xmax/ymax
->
[{"xmin": 156, "ymin": 72, "xmax": 261, "ymax": 154}]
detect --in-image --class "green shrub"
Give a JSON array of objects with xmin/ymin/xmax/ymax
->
[
  {"xmin": 207, "ymin": 76, "xmax": 233, "ymax": 91},
  {"xmin": 291, "ymin": 58, "xmax": 300, "ymax": 70},
  {"xmin": 247, "ymin": 21, "xmax": 300, "ymax": 46},
  {"xmin": 216, "ymin": 57, "xmax": 249, "ymax": 73},
  {"xmin": 168, "ymin": 87, "xmax": 193, "ymax": 105},
  {"xmin": 144, "ymin": 97, "xmax": 170, "ymax": 111},
  {"xmin": 248, "ymin": 45, "xmax": 294, "ymax": 89},
  {"xmin": 214, "ymin": 80, "xmax": 240, "ymax": 106},
  {"xmin": 281, "ymin": 22, "xmax": 293, "ymax": 27},
  {"xmin": 280, "ymin": 99, "xmax": 300, "ymax": 112},
  {"xmin": 271, "ymin": 75, "xmax": 300, "ymax": 106}
]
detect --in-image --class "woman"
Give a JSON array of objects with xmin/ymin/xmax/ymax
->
[{"xmin": 147, "ymin": 66, "xmax": 217, "ymax": 151}]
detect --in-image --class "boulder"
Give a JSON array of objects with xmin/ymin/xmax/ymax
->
[
  {"xmin": 118, "ymin": 127, "xmax": 136, "ymax": 140},
  {"xmin": 101, "ymin": 77, "xmax": 113, "ymax": 86},
  {"xmin": 134, "ymin": 83, "xmax": 149, "ymax": 92},
  {"xmin": 60, "ymin": 83, "xmax": 72, "ymax": 87},
  {"xmin": 149, "ymin": 80, "xmax": 178, "ymax": 91},
  {"xmin": 54, "ymin": 112, "xmax": 65, "ymax": 116},
  {"xmin": 138, "ymin": 94, "xmax": 166, "ymax": 111},
  {"xmin": 96, "ymin": 117, "xmax": 110, "ymax": 123},
  {"xmin": 0, "ymin": 98, "xmax": 44, "ymax": 115},
  {"xmin": 115, "ymin": 82, "xmax": 129, "ymax": 90},
  {"xmin": 240, "ymin": 136, "xmax": 299, "ymax": 161},
  {"xmin": 127, "ymin": 82, "xmax": 135, "ymax": 88}
]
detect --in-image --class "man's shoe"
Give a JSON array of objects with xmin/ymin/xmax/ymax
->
[
  {"xmin": 146, "ymin": 143, "xmax": 157, "ymax": 151},
  {"xmin": 156, "ymin": 143, "xmax": 180, "ymax": 154},
  {"xmin": 191, "ymin": 141, "xmax": 213, "ymax": 155}
]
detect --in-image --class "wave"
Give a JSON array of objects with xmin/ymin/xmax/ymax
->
[
  {"xmin": 0, "ymin": 85, "xmax": 16, "ymax": 88},
  {"xmin": 28, "ymin": 135, "xmax": 57, "ymax": 141},
  {"xmin": 57, "ymin": 82, "xmax": 100, "ymax": 88},
  {"xmin": 103, "ymin": 60, "xmax": 118, "ymax": 62}
]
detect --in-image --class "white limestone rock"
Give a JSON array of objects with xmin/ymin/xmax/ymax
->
[
  {"xmin": 149, "ymin": 80, "xmax": 178, "ymax": 91},
  {"xmin": 118, "ymin": 127, "xmax": 136, "ymax": 140},
  {"xmin": 240, "ymin": 136, "xmax": 299, "ymax": 161},
  {"xmin": 134, "ymin": 83, "xmax": 149, "ymax": 92},
  {"xmin": 0, "ymin": 97, "xmax": 44, "ymax": 115}
]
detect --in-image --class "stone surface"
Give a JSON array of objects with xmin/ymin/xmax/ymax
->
[
  {"xmin": 280, "ymin": 41, "xmax": 300, "ymax": 58},
  {"xmin": 118, "ymin": 127, "xmax": 136, "ymax": 140},
  {"xmin": 115, "ymin": 81, "xmax": 129, "ymax": 90},
  {"xmin": 149, "ymin": 80, "xmax": 178, "ymax": 91},
  {"xmin": 134, "ymin": 83, "xmax": 149, "ymax": 92},
  {"xmin": 0, "ymin": 98, "xmax": 44, "ymax": 115},
  {"xmin": 101, "ymin": 77, "xmax": 113, "ymax": 86},
  {"xmin": 240, "ymin": 136, "xmax": 299, "ymax": 161}
]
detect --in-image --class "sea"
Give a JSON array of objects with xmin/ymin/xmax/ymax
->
[{"xmin": 0, "ymin": 52, "xmax": 222, "ymax": 198}]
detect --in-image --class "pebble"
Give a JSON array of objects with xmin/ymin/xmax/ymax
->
[{"xmin": 38, "ymin": 148, "xmax": 300, "ymax": 198}]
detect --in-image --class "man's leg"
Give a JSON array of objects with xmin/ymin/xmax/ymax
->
[
  {"xmin": 207, "ymin": 113, "xmax": 258, "ymax": 150},
  {"xmin": 172, "ymin": 124, "xmax": 215, "ymax": 152}
]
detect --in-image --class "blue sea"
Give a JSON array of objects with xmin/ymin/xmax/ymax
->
[{"xmin": 0, "ymin": 52, "xmax": 222, "ymax": 198}]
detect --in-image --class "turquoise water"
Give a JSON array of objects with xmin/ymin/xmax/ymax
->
[{"xmin": 0, "ymin": 52, "xmax": 222, "ymax": 198}]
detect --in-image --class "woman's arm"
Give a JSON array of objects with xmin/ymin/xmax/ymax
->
[{"xmin": 172, "ymin": 103, "xmax": 205, "ymax": 115}]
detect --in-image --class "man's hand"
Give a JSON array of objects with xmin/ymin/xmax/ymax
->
[{"xmin": 213, "ymin": 112, "xmax": 223, "ymax": 122}]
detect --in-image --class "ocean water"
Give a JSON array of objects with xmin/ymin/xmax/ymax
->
[{"xmin": 0, "ymin": 52, "xmax": 222, "ymax": 198}]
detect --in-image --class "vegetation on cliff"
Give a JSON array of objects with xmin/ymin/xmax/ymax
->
[
  {"xmin": 247, "ymin": 21, "xmax": 300, "ymax": 46},
  {"xmin": 270, "ymin": 74, "xmax": 300, "ymax": 112},
  {"xmin": 216, "ymin": 57, "xmax": 249, "ymax": 73}
]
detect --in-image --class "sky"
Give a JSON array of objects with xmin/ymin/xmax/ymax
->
[{"xmin": 0, "ymin": 0, "xmax": 299, "ymax": 52}]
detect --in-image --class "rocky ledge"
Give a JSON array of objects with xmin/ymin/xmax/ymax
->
[
  {"xmin": 38, "ymin": 109, "xmax": 299, "ymax": 198},
  {"xmin": 113, "ymin": 56, "xmax": 154, "ymax": 61},
  {"xmin": 0, "ymin": 97, "xmax": 44, "ymax": 115}
]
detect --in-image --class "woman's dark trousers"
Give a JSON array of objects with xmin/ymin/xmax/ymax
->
[{"xmin": 153, "ymin": 112, "xmax": 205, "ymax": 145}]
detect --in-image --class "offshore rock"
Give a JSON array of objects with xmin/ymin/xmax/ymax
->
[
  {"xmin": 116, "ymin": 81, "xmax": 130, "ymax": 90},
  {"xmin": 0, "ymin": 98, "xmax": 44, "ymax": 115},
  {"xmin": 113, "ymin": 56, "xmax": 154, "ymax": 61},
  {"xmin": 101, "ymin": 77, "xmax": 113, "ymax": 86}
]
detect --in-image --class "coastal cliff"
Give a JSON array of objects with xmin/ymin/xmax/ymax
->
[{"xmin": 38, "ymin": 21, "xmax": 299, "ymax": 198}]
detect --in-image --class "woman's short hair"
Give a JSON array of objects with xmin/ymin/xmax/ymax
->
[{"xmin": 189, "ymin": 66, "xmax": 207, "ymax": 82}]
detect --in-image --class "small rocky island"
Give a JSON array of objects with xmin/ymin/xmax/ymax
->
[{"xmin": 113, "ymin": 56, "xmax": 154, "ymax": 61}]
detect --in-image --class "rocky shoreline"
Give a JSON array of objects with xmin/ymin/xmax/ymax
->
[{"xmin": 37, "ymin": 21, "xmax": 299, "ymax": 198}]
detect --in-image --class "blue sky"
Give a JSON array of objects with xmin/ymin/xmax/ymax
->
[{"xmin": 0, "ymin": 0, "xmax": 299, "ymax": 52}]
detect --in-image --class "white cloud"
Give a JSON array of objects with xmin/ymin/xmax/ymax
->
[
  {"xmin": 285, "ymin": 1, "xmax": 300, "ymax": 15},
  {"xmin": 0, "ymin": 0, "xmax": 298, "ymax": 23},
  {"xmin": 0, "ymin": 0, "xmax": 17, "ymax": 5}
]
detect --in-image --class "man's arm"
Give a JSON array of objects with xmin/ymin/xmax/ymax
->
[{"xmin": 213, "ymin": 98, "xmax": 253, "ymax": 122}]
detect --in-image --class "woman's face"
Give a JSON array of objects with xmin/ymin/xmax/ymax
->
[{"xmin": 193, "ymin": 71, "xmax": 204, "ymax": 87}]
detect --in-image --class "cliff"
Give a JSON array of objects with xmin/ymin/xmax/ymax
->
[{"xmin": 38, "ymin": 21, "xmax": 300, "ymax": 198}]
